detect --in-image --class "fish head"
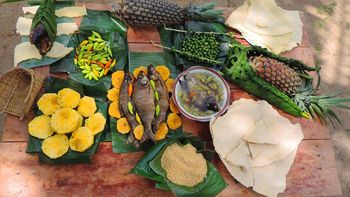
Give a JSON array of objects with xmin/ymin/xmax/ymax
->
[
  {"xmin": 204, "ymin": 96, "xmax": 220, "ymax": 112},
  {"xmin": 147, "ymin": 64, "xmax": 159, "ymax": 81},
  {"xmin": 137, "ymin": 71, "xmax": 149, "ymax": 86},
  {"xmin": 124, "ymin": 72, "xmax": 133, "ymax": 84}
]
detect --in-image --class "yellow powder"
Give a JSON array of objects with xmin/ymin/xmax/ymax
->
[{"xmin": 161, "ymin": 143, "xmax": 207, "ymax": 187}]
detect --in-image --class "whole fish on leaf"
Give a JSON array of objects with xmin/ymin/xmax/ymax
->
[
  {"xmin": 132, "ymin": 71, "xmax": 155, "ymax": 141},
  {"xmin": 148, "ymin": 65, "xmax": 169, "ymax": 133},
  {"xmin": 179, "ymin": 74, "xmax": 219, "ymax": 112},
  {"xmin": 119, "ymin": 72, "xmax": 140, "ymax": 147}
]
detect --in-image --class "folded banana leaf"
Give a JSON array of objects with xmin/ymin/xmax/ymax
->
[
  {"xmin": 159, "ymin": 21, "xmax": 230, "ymax": 70},
  {"xmin": 26, "ymin": 77, "xmax": 108, "ymax": 164},
  {"xmin": 131, "ymin": 132, "xmax": 226, "ymax": 196},
  {"xmin": 51, "ymin": 9, "xmax": 128, "ymax": 102},
  {"xmin": 129, "ymin": 52, "xmax": 178, "ymax": 78}
]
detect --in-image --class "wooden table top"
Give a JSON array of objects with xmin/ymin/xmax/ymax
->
[{"xmin": 0, "ymin": 4, "xmax": 342, "ymax": 197}]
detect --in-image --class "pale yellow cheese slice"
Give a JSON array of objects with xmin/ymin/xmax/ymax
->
[
  {"xmin": 14, "ymin": 42, "xmax": 42, "ymax": 67},
  {"xmin": 16, "ymin": 17, "xmax": 32, "ymax": 36},
  {"xmin": 46, "ymin": 42, "xmax": 74, "ymax": 59},
  {"xmin": 55, "ymin": 6, "xmax": 87, "ymax": 18},
  {"xmin": 16, "ymin": 17, "xmax": 78, "ymax": 36},
  {"xmin": 253, "ymin": 150, "xmax": 297, "ymax": 197}
]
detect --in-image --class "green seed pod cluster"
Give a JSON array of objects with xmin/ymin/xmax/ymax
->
[{"xmin": 181, "ymin": 33, "xmax": 220, "ymax": 63}]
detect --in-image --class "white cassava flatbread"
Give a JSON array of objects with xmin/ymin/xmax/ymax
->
[
  {"xmin": 16, "ymin": 17, "xmax": 32, "ymax": 36},
  {"xmin": 46, "ymin": 42, "xmax": 74, "ymax": 58},
  {"xmin": 253, "ymin": 150, "xmax": 297, "ymax": 197},
  {"xmin": 227, "ymin": 141, "xmax": 252, "ymax": 168},
  {"xmin": 223, "ymin": 159, "xmax": 254, "ymax": 188},
  {"xmin": 22, "ymin": 6, "xmax": 87, "ymax": 18},
  {"xmin": 14, "ymin": 42, "xmax": 42, "ymax": 67},
  {"xmin": 16, "ymin": 17, "xmax": 78, "ymax": 36},
  {"xmin": 244, "ymin": 116, "xmax": 289, "ymax": 145},
  {"xmin": 22, "ymin": 5, "xmax": 39, "ymax": 14},
  {"xmin": 225, "ymin": 1, "xmax": 250, "ymax": 32},
  {"xmin": 249, "ymin": 122, "xmax": 303, "ymax": 167},
  {"xmin": 55, "ymin": 6, "xmax": 87, "ymax": 17}
]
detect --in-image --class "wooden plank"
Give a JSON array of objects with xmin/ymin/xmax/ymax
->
[
  {"xmin": 128, "ymin": 43, "xmax": 163, "ymax": 52},
  {"xmin": 127, "ymin": 27, "xmax": 161, "ymax": 44},
  {"xmin": 0, "ymin": 141, "xmax": 341, "ymax": 196}
]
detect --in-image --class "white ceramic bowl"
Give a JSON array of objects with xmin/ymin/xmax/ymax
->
[{"xmin": 173, "ymin": 66, "xmax": 230, "ymax": 122}]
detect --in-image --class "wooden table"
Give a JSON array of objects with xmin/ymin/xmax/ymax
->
[{"xmin": 0, "ymin": 5, "xmax": 342, "ymax": 197}]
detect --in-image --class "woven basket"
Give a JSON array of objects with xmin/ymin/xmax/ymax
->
[{"xmin": 0, "ymin": 68, "xmax": 45, "ymax": 119}]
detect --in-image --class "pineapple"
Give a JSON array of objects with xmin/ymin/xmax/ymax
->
[
  {"xmin": 249, "ymin": 55, "xmax": 303, "ymax": 96},
  {"xmin": 42, "ymin": 134, "xmax": 69, "ymax": 159},
  {"xmin": 28, "ymin": 115, "xmax": 53, "ymax": 139},
  {"xmin": 77, "ymin": 96, "xmax": 97, "ymax": 118},
  {"xmin": 57, "ymin": 88, "xmax": 81, "ymax": 108},
  {"xmin": 50, "ymin": 108, "xmax": 80, "ymax": 134},
  {"xmin": 112, "ymin": 0, "xmax": 223, "ymax": 27},
  {"xmin": 85, "ymin": 112, "xmax": 106, "ymax": 135},
  {"xmin": 37, "ymin": 93, "xmax": 61, "ymax": 115},
  {"xmin": 69, "ymin": 127, "xmax": 94, "ymax": 152}
]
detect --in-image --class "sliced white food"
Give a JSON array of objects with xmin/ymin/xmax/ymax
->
[
  {"xmin": 16, "ymin": 17, "xmax": 32, "ymax": 36},
  {"xmin": 225, "ymin": 1, "xmax": 250, "ymax": 32},
  {"xmin": 46, "ymin": 42, "xmax": 74, "ymax": 59},
  {"xmin": 22, "ymin": 5, "xmax": 39, "ymax": 14},
  {"xmin": 249, "ymin": 123, "xmax": 303, "ymax": 167},
  {"xmin": 16, "ymin": 17, "xmax": 78, "ymax": 36},
  {"xmin": 14, "ymin": 42, "xmax": 42, "ymax": 67},
  {"xmin": 244, "ymin": 116, "xmax": 288, "ymax": 145},
  {"xmin": 56, "ymin": 23, "xmax": 78, "ymax": 35},
  {"xmin": 22, "ymin": 6, "xmax": 87, "ymax": 18},
  {"xmin": 222, "ymin": 159, "xmax": 254, "ymax": 188},
  {"xmin": 253, "ymin": 150, "xmax": 297, "ymax": 197},
  {"xmin": 55, "ymin": 6, "xmax": 87, "ymax": 18},
  {"xmin": 226, "ymin": 141, "xmax": 252, "ymax": 168}
]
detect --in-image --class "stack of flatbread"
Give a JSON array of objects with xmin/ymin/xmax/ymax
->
[
  {"xmin": 210, "ymin": 99, "xmax": 303, "ymax": 197},
  {"xmin": 225, "ymin": 0, "xmax": 303, "ymax": 54}
]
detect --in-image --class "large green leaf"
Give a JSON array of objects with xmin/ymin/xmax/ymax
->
[
  {"xmin": 129, "ymin": 52, "xmax": 179, "ymax": 79},
  {"xmin": 26, "ymin": 77, "xmax": 109, "ymax": 164},
  {"xmin": 160, "ymin": 21, "xmax": 230, "ymax": 70}
]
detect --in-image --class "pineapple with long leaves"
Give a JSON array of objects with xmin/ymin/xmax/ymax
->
[
  {"xmin": 111, "ymin": 0, "xmax": 224, "ymax": 27},
  {"xmin": 30, "ymin": 0, "xmax": 57, "ymax": 55},
  {"xmin": 223, "ymin": 42, "xmax": 350, "ymax": 125}
]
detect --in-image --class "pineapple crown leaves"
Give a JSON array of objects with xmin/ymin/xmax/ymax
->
[
  {"xmin": 187, "ymin": 1, "xmax": 225, "ymax": 23},
  {"xmin": 292, "ymin": 73, "xmax": 350, "ymax": 126}
]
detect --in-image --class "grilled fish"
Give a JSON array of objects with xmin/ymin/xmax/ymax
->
[
  {"xmin": 179, "ymin": 73, "xmax": 219, "ymax": 112},
  {"xmin": 132, "ymin": 71, "xmax": 155, "ymax": 141},
  {"xmin": 119, "ymin": 72, "xmax": 140, "ymax": 147},
  {"xmin": 148, "ymin": 65, "xmax": 169, "ymax": 133}
]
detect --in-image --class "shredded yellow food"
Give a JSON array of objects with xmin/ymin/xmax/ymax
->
[
  {"xmin": 37, "ymin": 93, "xmax": 61, "ymax": 115},
  {"xmin": 167, "ymin": 113, "xmax": 182, "ymax": 130},
  {"xmin": 77, "ymin": 96, "xmax": 97, "ymax": 117},
  {"xmin": 112, "ymin": 70, "xmax": 125, "ymax": 88},
  {"xmin": 28, "ymin": 115, "xmax": 53, "ymax": 139},
  {"xmin": 116, "ymin": 117, "xmax": 131, "ymax": 134},
  {"xmin": 42, "ymin": 134, "xmax": 69, "ymax": 159},
  {"xmin": 156, "ymin": 65, "xmax": 170, "ymax": 81},
  {"xmin": 57, "ymin": 88, "xmax": 81, "ymax": 108}
]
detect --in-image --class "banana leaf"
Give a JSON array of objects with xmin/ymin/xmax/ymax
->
[
  {"xmin": 159, "ymin": 21, "xmax": 230, "ymax": 70},
  {"xmin": 131, "ymin": 134, "xmax": 227, "ymax": 196},
  {"xmin": 129, "ymin": 52, "xmax": 179, "ymax": 79},
  {"xmin": 26, "ymin": 77, "xmax": 108, "ymax": 164},
  {"xmin": 50, "ymin": 9, "xmax": 128, "ymax": 101}
]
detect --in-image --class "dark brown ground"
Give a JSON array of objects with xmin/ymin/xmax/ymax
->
[{"xmin": 0, "ymin": 0, "xmax": 349, "ymax": 196}]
